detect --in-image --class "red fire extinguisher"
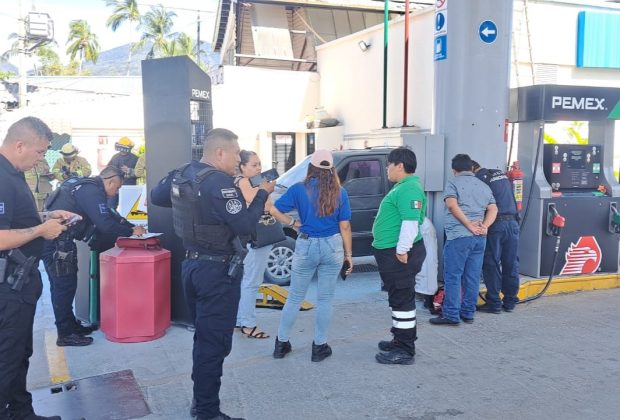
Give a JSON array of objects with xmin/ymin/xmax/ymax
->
[{"xmin": 507, "ymin": 161, "xmax": 524, "ymax": 211}]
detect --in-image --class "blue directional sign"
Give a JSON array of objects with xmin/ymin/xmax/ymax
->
[
  {"xmin": 479, "ymin": 20, "xmax": 498, "ymax": 44},
  {"xmin": 434, "ymin": 35, "xmax": 447, "ymax": 61},
  {"xmin": 435, "ymin": 12, "xmax": 446, "ymax": 32}
]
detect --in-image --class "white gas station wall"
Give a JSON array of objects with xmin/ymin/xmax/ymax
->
[
  {"xmin": 316, "ymin": 9, "xmax": 435, "ymax": 136},
  {"xmin": 212, "ymin": 65, "xmax": 320, "ymax": 164}
]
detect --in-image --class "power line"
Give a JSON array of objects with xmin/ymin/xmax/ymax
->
[{"xmin": 135, "ymin": 2, "xmax": 216, "ymax": 14}]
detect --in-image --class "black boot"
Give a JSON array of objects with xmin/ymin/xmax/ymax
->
[
  {"xmin": 375, "ymin": 349, "xmax": 414, "ymax": 365},
  {"xmin": 311, "ymin": 342, "xmax": 332, "ymax": 362},
  {"xmin": 273, "ymin": 338, "xmax": 291, "ymax": 359}
]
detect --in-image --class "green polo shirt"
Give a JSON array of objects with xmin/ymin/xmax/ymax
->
[{"xmin": 372, "ymin": 175, "xmax": 425, "ymax": 250}]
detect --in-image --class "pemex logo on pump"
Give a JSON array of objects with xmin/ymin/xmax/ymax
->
[{"xmin": 559, "ymin": 236, "xmax": 602, "ymax": 275}]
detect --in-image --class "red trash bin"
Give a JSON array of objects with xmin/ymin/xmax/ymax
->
[{"xmin": 99, "ymin": 239, "xmax": 171, "ymax": 343}]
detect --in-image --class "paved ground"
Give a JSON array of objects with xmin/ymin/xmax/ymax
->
[{"xmin": 29, "ymin": 267, "xmax": 620, "ymax": 420}]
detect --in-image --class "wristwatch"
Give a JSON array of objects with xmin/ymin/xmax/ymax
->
[{"xmin": 287, "ymin": 217, "xmax": 296, "ymax": 227}]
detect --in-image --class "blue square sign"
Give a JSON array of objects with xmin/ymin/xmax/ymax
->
[{"xmin": 434, "ymin": 35, "xmax": 447, "ymax": 61}]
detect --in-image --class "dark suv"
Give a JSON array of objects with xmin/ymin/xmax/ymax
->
[{"xmin": 264, "ymin": 148, "xmax": 395, "ymax": 285}]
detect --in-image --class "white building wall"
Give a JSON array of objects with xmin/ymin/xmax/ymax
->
[
  {"xmin": 212, "ymin": 65, "xmax": 320, "ymax": 166},
  {"xmin": 316, "ymin": 9, "xmax": 435, "ymax": 136}
]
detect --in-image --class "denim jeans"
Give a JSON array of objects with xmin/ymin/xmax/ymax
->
[
  {"xmin": 236, "ymin": 244, "xmax": 272, "ymax": 328},
  {"xmin": 482, "ymin": 220, "xmax": 520, "ymax": 310},
  {"xmin": 442, "ymin": 235, "xmax": 486, "ymax": 321},
  {"xmin": 277, "ymin": 234, "xmax": 344, "ymax": 345}
]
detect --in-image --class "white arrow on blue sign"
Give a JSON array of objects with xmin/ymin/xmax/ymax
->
[{"xmin": 479, "ymin": 20, "xmax": 497, "ymax": 44}]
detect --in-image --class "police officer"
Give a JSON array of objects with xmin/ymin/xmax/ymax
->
[
  {"xmin": 472, "ymin": 160, "xmax": 520, "ymax": 313},
  {"xmin": 42, "ymin": 166, "xmax": 146, "ymax": 347},
  {"xmin": 0, "ymin": 116, "xmax": 80, "ymax": 420},
  {"xmin": 151, "ymin": 128, "xmax": 274, "ymax": 420}
]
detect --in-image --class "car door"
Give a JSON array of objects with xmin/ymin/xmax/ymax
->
[{"xmin": 337, "ymin": 155, "xmax": 389, "ymax": 256}]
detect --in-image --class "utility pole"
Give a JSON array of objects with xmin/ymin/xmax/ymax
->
[
  {"xmin": 196, "ymin": 11, "xmax": 201, "ymax": 67},
  {"xmin": 18, "ymin": 0, "xmax": 27, "ymax": 108}
]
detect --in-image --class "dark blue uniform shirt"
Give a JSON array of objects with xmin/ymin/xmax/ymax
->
[
  {"xmin": 151, "ymin": 160, "xmax": 268, "ymax": 254},
  {"xmin": 475, "ymin": 168, "xmax": 517, "ymax": 216},
  {"xmin": 0, "ymin": 154, "xmax": 43, "ymax": 258}
]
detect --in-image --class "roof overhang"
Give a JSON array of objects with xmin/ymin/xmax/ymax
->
[{"xmin": 212, "ymin": 0, "xmax": 433, "ymax": 51}]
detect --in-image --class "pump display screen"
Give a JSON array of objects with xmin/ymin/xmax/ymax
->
[
  {"xmin": 566, "ymin": 150, "xmax": 586, "ymax": 170},
  {"xmin": 543, "ymin": 144, "xmax": 603, "ymax": 191}
]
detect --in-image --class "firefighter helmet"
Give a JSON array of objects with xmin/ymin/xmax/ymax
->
[
  {"xmin": 60, "ymin": 143, "xmax": 78, "ymax": 157},
  {"xmin": 115, "ymin": 137, "xmax": 134, "ymax": 153}
]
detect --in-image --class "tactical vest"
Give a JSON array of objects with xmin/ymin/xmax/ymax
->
[
  {"xmin": 44, "ymin": 176, "xmax": 101, "ymax": 240},
  {"xmin": 171, "ymin": 164, "xmax": 236, "ymax": 253}
]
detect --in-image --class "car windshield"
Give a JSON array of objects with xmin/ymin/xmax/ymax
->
[{"xmin": 276, "ymin": 155, "xmax": 312, "ymax": 188}]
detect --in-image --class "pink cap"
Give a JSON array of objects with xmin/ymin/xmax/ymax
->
[{"xmin": 310, "ymin": 149, "xmax": 333, "ymax": 169}]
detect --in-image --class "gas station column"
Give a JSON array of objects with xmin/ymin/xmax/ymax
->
[{"xmin": 431, "ymin": 0, "xmax": 513, "ymax": 231}]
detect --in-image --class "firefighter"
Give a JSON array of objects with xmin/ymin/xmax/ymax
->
[
  {"xmin": 25, "ymin": 159, "xmax": 54, "ymax": 211},
  {"xmin": 151, "ymin": 128, "xmax": 275, "ymax": 420},
  {"xmin": 107, "ymin": 137, "xmax": 139, "ymax": 185},
  {"xmin": 41, "ymin": 166, "xmax": 146, "ymax": 347},
  {"xmin": 472, "ymin": 160, "xmax": 520, "ymax": 313},
  {"xmin": 52, "ymin": 143, "xmax": 92, "ymax": 182}
]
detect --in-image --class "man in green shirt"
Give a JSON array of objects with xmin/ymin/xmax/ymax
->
[{"xmin": 372, "ymin": 147, "xmax": 427, "ymax": 365}]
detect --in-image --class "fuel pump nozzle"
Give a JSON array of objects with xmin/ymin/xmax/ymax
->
[
  {"xmin": 546, "ymin": 204, "xmax": 565, "ymax": 237},
  {"xmin": 609, "ymin": 203, "xmax": 620, "ymax": 234}
]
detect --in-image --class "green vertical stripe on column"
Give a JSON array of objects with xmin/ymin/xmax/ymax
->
[{"xmin": 609, "ymin": 100, "xmax": 620, "ymax": 119}]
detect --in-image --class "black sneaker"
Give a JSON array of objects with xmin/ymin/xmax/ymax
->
[
  {"xmin": 476, "ymin": 303, "xmax": 501, "ymax": 314},
  {"xmin": 56, "ymin": 333, "xmax": 93, "ymax": 347},
  {"xmin": 375, "ymin": 349, "xmax": 414, "ymax": 365},
  {"xmin": 502, "ymin": 305, "xmax": 515, "ymax": 312},
  {"xmin": 460, "ymin": 315, "xmax": 474, "ymax": 324},
  {"xmin": 74, "ymin": 322, "xmax": 97, "ymax": 336},
  {"xmin": 311, "ymin": 342, "xmax": 332, "ymax": 362},
  {"xmin": 429, "ymin": 316, "xmax": 460, "ymax": 326},
  {"xmin": 202, "ymin": 413, "xmax": 245, "ymax": 420},
  {"xmin": 273, "ymin": 338, "xmax": 291, "ymax": 359}
]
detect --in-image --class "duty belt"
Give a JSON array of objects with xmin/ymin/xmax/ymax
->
[
  {"xmin": 497, "ymin": 214, "xmax": 517, "ymax": 221},
  {"xmin": 185, "ymin": 251, "xmax": 231, "ymax": 263}
]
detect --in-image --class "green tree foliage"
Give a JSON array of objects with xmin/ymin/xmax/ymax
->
[
  {"xmin": 66, "ymin": 20, "xmax": 100, "ymax": 73},
  {"xmin": 105, "ymin": 0, "xmax": 141, "ymax": 75},
  {"xmin": 134, "ymin": 5, "xmax": 176, "ymax": 59}
]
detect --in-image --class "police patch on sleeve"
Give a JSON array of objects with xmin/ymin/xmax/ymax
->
[
  {"xmin": 225, "ymin": 199, "xmax": 243, "ymax": 214},
  {"xmin": 411, "ymin": 200, "xmax": 422, "ymax": 209},
  {"xmin": 221, "ymin": 188, "xmax": 238, "ymax": 199},
  {"xmin": 0, "ymin": 202, "xmax": 4, "ymax": 214},
  {"xmin": 98, "ymin": 203, "xmax": 109, "ymax": 214}
]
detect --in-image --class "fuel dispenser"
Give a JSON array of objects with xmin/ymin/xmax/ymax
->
[{"xmin": 510, "ymin": 84, "xmax": 620, "ymax": 278}]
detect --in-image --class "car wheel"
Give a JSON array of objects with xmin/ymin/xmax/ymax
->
[{"xmin": 264, "ymin": 236, "xmax": 295, "ymax": 285}]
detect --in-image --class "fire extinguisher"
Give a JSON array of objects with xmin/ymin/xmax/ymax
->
[{"xmin": 507, "ymin": 161, "xmax": 524, "ymax": 211}]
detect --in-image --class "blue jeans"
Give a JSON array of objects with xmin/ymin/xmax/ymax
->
[
  {"xmin": 442, "ymin": 235, "xmax": 486, "ymax": 322},
  {"xmin": 482, "ymin": 220, "xmax": 520, "ymax": 310},
  {"xmin": 277, "ymin": 234, "xmax": 344, "ymax": 345},
  {"xmin": 236, "ymin": 244, "xmax": 271, "ymax": 328}
]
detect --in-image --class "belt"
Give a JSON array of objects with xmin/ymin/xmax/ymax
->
[
  {"xmin": 298, "ymin": 233, "xmax": 338, "ymax": 240},
  {"xmin": 497, "ymin": 214, "xmax": 517, "ymax": 221},
  {"xmin": 185, "ymin": 251, "xmax": 231, "ymax": 263}
]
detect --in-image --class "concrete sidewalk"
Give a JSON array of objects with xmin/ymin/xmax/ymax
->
[{"xmin": 29, "ymin": 269, "xmax": 620, "ymax": 420}]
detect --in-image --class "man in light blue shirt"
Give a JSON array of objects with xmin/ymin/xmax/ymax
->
[{"xmin": 430, "ymin": 154, "xmax": 497, "ymax": 325}]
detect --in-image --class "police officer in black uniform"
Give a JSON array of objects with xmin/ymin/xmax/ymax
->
[
  {"xmin": 472, "ymin": 161, "xmax": 520, "ymax": 313},
  {"xmin": 42, "ymin": 166, "xmax": 147, "ymax": 347},
  {"xmin": 151, "ymin": 128, "xmax": 274, "ymax": 420},
  {"xmin": 0, "ymin": 116, "xmax": 80, "ymax": 420}
]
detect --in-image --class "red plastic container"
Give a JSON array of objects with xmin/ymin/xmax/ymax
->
[{"xmin": 100, "ymin": 246, "xmax": 171, "ymax": 343}]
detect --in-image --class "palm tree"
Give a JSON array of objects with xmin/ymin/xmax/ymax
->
[
  {"xmin": 162, "ymin": 33, "xmax": 196, "ymax": 58},
  {"xmin": 105, "ymin": 0, "xmax": 141, "ymax": 75},
  {"xmin": 66, "ymin": 20, "xmax": 100, "ymax": 74},
  {"xmin": 134, "ymin": 5, "xmax": 176, "ymax": 59}
]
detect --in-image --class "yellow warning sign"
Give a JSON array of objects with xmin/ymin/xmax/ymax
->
[{"xmin": 127, "ymin": 194, "xmax": 147, "ymax": 220}]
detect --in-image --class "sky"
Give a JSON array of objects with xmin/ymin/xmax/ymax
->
[{"xmin": 0, "ymin": 0, "xmax": 219, "ymax": 65}]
